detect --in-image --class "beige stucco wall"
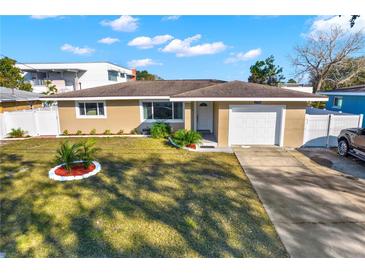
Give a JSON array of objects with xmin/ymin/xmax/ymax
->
[
  {"xmin": 184, "ymin": 102, "xmax": 192, "ymax": 130},
  {"xmin": 214, "ymin": 101, "xmax": 307, "ymax": 148},
  {"xmin": 0, "ymin": 101, "xmax": 42, "ymax": 113},
  {"xmin": 57, "ymin": 100, "xmax": 184, "ymax": 134}
]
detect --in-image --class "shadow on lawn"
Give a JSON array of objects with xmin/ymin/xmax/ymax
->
[{"xmin": 0, "ymin": 150, "xmax": 288, "ymax": 257}]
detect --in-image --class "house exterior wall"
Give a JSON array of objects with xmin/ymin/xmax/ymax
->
[
  {"xmin": 184, "ymin": 102, "xmax": 192, "ymax": 130},
  {"xmin": 325, "ymin": 95, "xmax": 365, "ymax": 127},
  {"xmin": 213, "ymin": 101, "xmax": 307, "ymax": 148},
  {"xmin": 0, "ymin": 101, "xmax": 42, "ymax": 113},
  {"xmin": 57, "ymin": 100, "xmax": 184, "ymax": 134},
  {"xmin": 17, "ymin": 62, "xmax": 133, "ymax": 94}
]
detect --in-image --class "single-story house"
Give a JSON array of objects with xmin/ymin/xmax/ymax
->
[
  {"xmin": 44, "ymin": 80, "xmax": 327, "ymax": 148},
  {"xmin": 320, "ymin": 85, "xmax": 365, "ymax": 127},
  {"xmin": 0, "ymin": 87, "xmax": 42, "ymax": 113}
]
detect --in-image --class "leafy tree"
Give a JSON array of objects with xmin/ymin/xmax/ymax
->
[
  {"xmin": 0, "ymin": 57, "xmax": 32, "ymax": 91},
  {"xmin": 248, "ymin": 55, "xmax": 285, "ymax": 86},
  {"xmin": 44, "ymin": 80, "xmax": 58, "ymax": 95},
  {"xmin": 136, "ymin": 70, "xmax": 162, "ymax": 81},
  {"xmin": 287, "ymin": 78, "xmax": 297, "ymax": 84},
  {"xmin": 292, "ymin": 26, "xmax": 364, "ymax": 92}
]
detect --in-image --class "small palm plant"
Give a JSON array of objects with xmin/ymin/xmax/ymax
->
[
  {"xmin": 78, "ymin": 139, "xmax": 100, "ymax": 168},
  {"xmin": 55, "ymin": 141, "xmax": 81, "ymax": 172},
  {"xmin": 8, "ymin": 128, "xmax": 27, "ymax": 138}
]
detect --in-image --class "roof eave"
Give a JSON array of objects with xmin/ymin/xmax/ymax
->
[{"xmin": 170, "ymin": 97, "xmax": 328, "ymax": 102}]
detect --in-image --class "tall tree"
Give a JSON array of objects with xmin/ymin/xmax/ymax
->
[
  {"xmin": 0, "ymin": 57, "xmax": 32, "ymax": 91},
  {"xmin": 248, "ymin": 55, "xmax": 285, "ymax": 86},
  {"xmin": 136, "ymin": 70, "xmax": 162, "ymax": 81},
  {"xmin": 291, "ymin": 26, "xmax": 364, "ymax": 92},
  {"xmin": 317, "ymin": 56, "xmax": 365, "ymax": 90}
]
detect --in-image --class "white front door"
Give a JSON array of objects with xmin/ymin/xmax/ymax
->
[
  {"xmin": 197, "ymin": 102, "xmax": 213, "ymax": 132},
  {"xmin": 228, "ymin": 105, "xmax": 284, "ymax": 146}
]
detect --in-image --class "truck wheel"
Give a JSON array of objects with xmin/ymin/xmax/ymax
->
[{"xmin": 338, "ymin": 139, "xmax": 349, "ymax": 156}]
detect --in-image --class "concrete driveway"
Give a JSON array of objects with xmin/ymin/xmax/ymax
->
[{"xmin": 234, "ymin": 146, "xmax": 365, "ymax": 257}]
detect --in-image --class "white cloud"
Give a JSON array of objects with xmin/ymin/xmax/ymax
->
[
  {"xmin": 30, "ymin": 15, "xmax": 61, "ymax": 19},
  {"xmin": 162, "ymin": 16, "xmax": 181, "ymax": 21},
  {"xmin": 305, "ymin": 16, "xmax": 365, "ymax": 38},
  {"xmin": 128, "ymin": 35, "xmax": 174, "ymax": 49},
  {"xmin": 61, "ymin": 44, "xmax": 95, "ymax": 55},
  {"xmin": 161, "ymin": 34, "xmax": 227, "ymax": 57},
  {"xmin": 98, "ymin": 37, "xmax": 120, "ymax": 44},
  {"xmin": 127, "ymin": 58, "xmax": 162, "ymax": 68},
  {"xmin": 224, "ymin": 48, "xmax": 262, "ymax": 64},
  {"xmin": 101, "ymin": 15, "xmax": 139, "ymax": 32}
]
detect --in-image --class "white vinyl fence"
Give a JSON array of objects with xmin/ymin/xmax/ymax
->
[
  {"xmin": 303, "ymin": 108, "xmax": 363, "ymax": 147},
  {"xmin": 0, "ymin": 107, "xmax": 60, "ymax": 139}
]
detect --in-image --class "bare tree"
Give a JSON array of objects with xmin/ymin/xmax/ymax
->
[
  {"xmin": 322, "ymin": 57, "xmax": 365, "ymax": 89},
  {"xmin": 292, "ymin": 26, "xmax": 364, "ymax": 92}
]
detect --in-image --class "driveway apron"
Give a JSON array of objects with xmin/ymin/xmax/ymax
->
[{"xmin": 234, "ymin": 146, "xmax": 365, "ymax": 257}]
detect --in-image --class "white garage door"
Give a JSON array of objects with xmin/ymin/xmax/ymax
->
[{"xmin": 229, "ymin": 105, "xmax": 284, "ymax": 146}]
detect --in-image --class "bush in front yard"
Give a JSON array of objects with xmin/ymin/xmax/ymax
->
[
  {"xmin": 172, "ymin": 129, "xmax": 202, "ymax": 147},
  {"xmin": 150, "ymin": 122, "xmax": 171, "ymax": 138},
  {"xmin": 8, "ymin": 128, "xmax": 27, "ymax": 138}
]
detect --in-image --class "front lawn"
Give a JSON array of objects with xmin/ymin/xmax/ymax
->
[{"xmin": 0, "ymin": 137, "xmax": 287, "ymax": 257}]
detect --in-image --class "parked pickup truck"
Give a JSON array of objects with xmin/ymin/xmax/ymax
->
[{"xmin": 338, "ymin": 128, "xmax": 365, "ymax": 161}]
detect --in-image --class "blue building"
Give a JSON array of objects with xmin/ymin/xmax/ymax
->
[{"xmin": 320, "ymin": 85, "xmax": 365, "ymax": 127}]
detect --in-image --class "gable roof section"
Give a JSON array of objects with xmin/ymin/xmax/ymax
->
[
  {"xmin": 43, "ymin": 79, "xmax": 327, "ymax": 101},
  {"xmin": 320, "ymin": 85, "xmax": 365, "ymax": 96},
  {"xmin": 170, "ymin": 81, "xmax": 327, "ymax": 101},
  {"xmin": 0, "ymin": 87, "xmax": 42, "ymax": 102},
  {"xmin": 43, "ymin": 80, "xmax": 225, "ymax": 99}
]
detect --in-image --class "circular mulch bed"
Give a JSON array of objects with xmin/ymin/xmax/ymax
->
[{"xmin": 49, "ymin": 161, "xmax": 101, "ymax": 181}]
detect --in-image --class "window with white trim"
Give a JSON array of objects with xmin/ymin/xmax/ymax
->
[
  {"xmin": 333, "ymin": 96, "xmax": 343, "ymax": 109},
  {"xmin": 142, "ymin": 101, "xmax": 183, "ymax": 120},
  {"xmin": 77, "ymin": 102, "xmax": 106, "ymax": 117}
]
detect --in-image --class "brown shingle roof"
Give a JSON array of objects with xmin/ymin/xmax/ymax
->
[
  {"xmin": 44, "ymin": 79, "xmax": 325, "ymax": 100},
  {"xmin": 44, "ymin": 79, "xmax": 225, "ymax": 98},
  {"xmin": 171, "ymin": 81, "xmax": 324, "ymax": 98}
]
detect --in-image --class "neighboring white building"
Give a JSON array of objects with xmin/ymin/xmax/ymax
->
[
  {"xmin": 280, "ymin": 83, "xmax": 313, "ymax": 93},
  {"xmin": 16, "ymin": 62, "xmax": 136, "ymax": 93}
]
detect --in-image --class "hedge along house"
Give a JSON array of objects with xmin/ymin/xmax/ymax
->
[{"xmin": 43, "ymin": 80, "xmax": 327, "ymax": 148}]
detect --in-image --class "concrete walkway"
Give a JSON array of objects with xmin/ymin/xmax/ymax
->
[{"xmin": 234, "ymin": 146, "xmax": 365, "ymax": 257}]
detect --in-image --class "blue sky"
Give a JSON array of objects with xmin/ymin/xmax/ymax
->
[{"xmin": 1, "ymin": 15, "xmax": 362, "ymax": 81}]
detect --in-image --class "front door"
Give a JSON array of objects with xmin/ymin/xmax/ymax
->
[{"xmin": 197, "ymin": 102, "xmax": 213, "ymax": 132}]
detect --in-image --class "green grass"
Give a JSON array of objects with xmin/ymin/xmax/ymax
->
[{"xmin": 0, "ymin": 138, "xmax": 288, "ymax": 257}]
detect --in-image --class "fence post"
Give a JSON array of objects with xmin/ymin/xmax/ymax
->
[
  {"xmin": 326, "ymin": 114, "xmax": 332, "ymax": 148},
  {"xmin": 358, "ymin": 114, "xmax": 363, "ymax": 128},
  {"xmin": 34, "ymin": 109, "xmax": 40, "ymax": 136}
]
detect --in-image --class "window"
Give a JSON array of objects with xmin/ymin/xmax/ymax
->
[
  {"xmin": 142, "ymin": 101, "xmax": 183, "ymax": 121},
  {"xmin": 77, "ymin": 102, "xmax": 106, "ymax": 118},
  {"xmin": 108, "ymin": 71, "xmax": 118, "ymax": 81},
  {"xmin": 333, "ymin": 96, "xmax": 343, "ymax": 108}
]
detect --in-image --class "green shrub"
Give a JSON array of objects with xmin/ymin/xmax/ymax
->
[
  {"xmin": 117, "ymin": 129, "xmax": 124, "ymax": 135},
  {"xmin": 8, "ymin": 128, "xmax": 27, "ymax": 138},
  {"xmin": 78, "ymin": 139, "xmax": 100, "ymax": 168},
  {"xmin": 90, "ymin": 128, "xmax": 97, "ymax": 135},
  {"xmin": 172, "ymin": 129, "xmax": 202, "ymax": 147},
  {"xmin": 76, "ymin": 130, "xmax": 82, "ymax": 135},
  {"xmin": 55, "ymin": 141, "xmax": 81, "ymax": 172},
  {"xmin": 63, "ymin": 129, "xmax": 69, "ymax": 136},
  {"xmin": 150, "ymin": 122, "xmax": 171, "ymax": 138},
  {"xmin": 103, "ymin": 129, "xmax": 112, "ymax": 135}
]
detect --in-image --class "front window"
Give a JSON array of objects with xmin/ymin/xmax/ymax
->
[
  {"xmin": 108, "ymin": 71, "xmax": 118, "ymax": 81},
  {"xmin": 77, "ymin": 102, "xmax": 106, "ymax": 118},
  {"xmin": 142, "ymin": 101, "xmax": 183, "ymax": 120},
  {"xmin": 333, "ymin": 96, "xmax": 343, "ymax": 108}
]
